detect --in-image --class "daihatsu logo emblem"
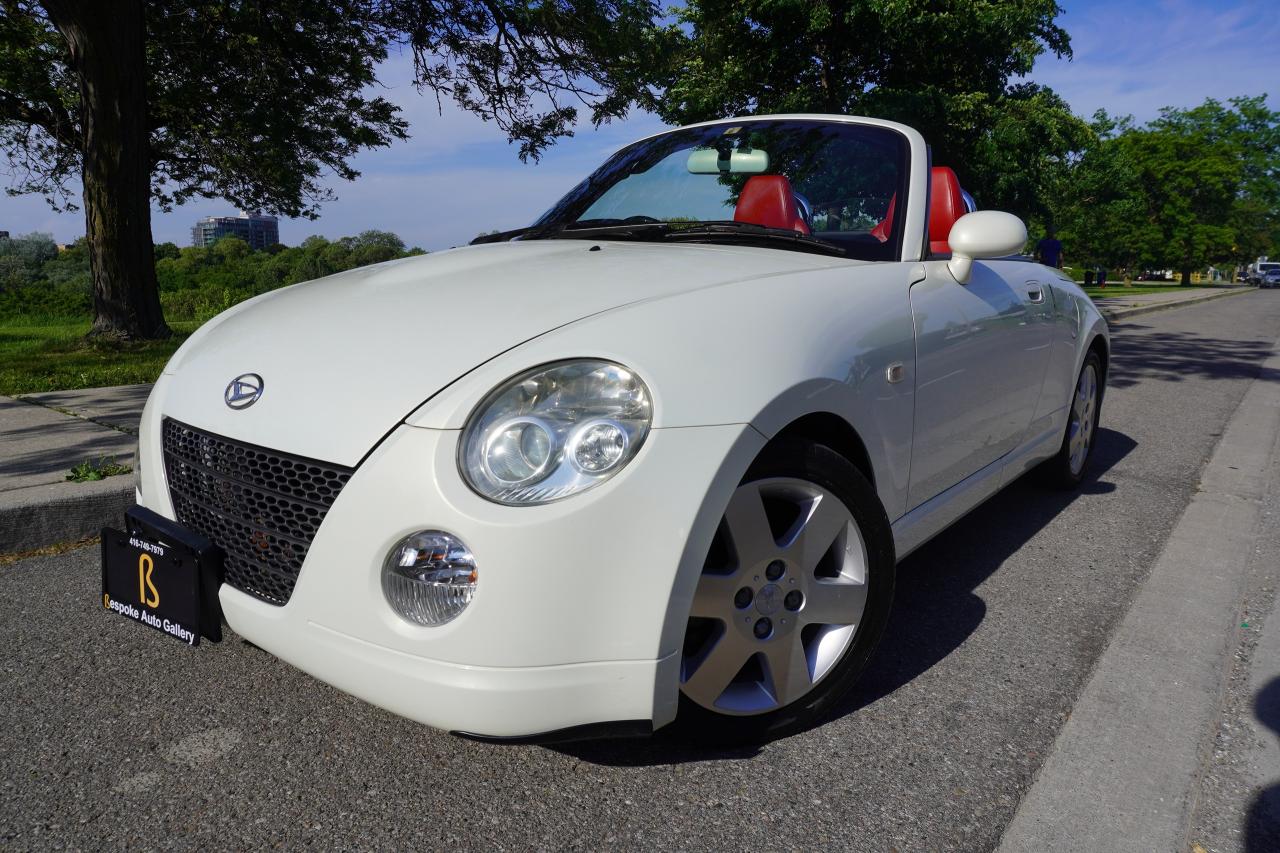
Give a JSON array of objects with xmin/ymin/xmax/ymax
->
[{"xmin": 224, "ymin": 373, "xmax": 264, "ymax": 410}]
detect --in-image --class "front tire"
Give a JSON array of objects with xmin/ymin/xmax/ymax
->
[{"xmin": 673, "ymin": 438, "xmax": 895, "ymax": 744}]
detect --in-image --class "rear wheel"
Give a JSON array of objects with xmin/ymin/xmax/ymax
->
[
  {"xmin": 674, "ymin": 438, "xmax": 895, "ymax": 744},
  {"xmin": 1041, "ymin": 351, "xmax": 1103, "ymax": 488}
]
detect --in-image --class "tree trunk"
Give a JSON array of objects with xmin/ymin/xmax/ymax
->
[
  {"xmin": 1180, "ymin": 267, "xmax": 1192, "ymax": 286},
  {"xmin": 44, "ymin": 0, "xmax": 169, "ymax": 340}
]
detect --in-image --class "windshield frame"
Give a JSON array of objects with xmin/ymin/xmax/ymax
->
[{"xmin": 528, "ymin": 117, "xmax": 917, "ymax": 262}]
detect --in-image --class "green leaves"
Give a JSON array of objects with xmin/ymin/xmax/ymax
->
[
  {"xmin": 1052, "ymin": 98, "xmax": 1280, "ymax": 276},
  {"xmin": 658, "ymin": 0, "xmax": 1079, "ymax": 219},
  {"xmin": 388, "ymin": 0, "xmax": 675, "ymax": 160},
  {"xmin": 145, "ymin": 1, "xmax": 409, "ymax": 219}
]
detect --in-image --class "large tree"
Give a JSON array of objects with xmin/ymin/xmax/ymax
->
[
  {"xmin": 0, "ymin": 1, "xmax": 666, "ymax": 339},
  {"xmin": 656, "ymin": 0, "xmax": 1089, "ymax": 220},
  {"xmin": 1053, "ymin": 98, "xmax": 1280, "ymax": 282}
]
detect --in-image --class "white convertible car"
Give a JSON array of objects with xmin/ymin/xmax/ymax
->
[{"xmin": 106, "ymin": 114, "xmax": 1108, "ymax": 744}]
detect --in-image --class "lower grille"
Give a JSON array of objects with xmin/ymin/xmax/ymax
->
[{"xmin": 161, "ymin": 418, "xmax": 353, "ymax": 605}]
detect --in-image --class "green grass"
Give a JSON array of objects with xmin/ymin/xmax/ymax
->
[
  {"xmin": 0, "ymin": 318, "xmax": 199, "ymax": 396},
  {"xmin": 1081, "ymin": 283, "xmax": 1204, "ymax": 298}
]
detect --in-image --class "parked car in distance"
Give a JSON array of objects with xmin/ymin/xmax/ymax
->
[
  {"xmin": 1262, "ymin": 268, "xmax": 1280, "ymax": 289},
  {"xmin": 1249, "ymin": 260, "xmax": 1280, "ymax": 284},
  {"xmin": 103, "ymin": 114, "xmax": 1109, "ymax": 745}
]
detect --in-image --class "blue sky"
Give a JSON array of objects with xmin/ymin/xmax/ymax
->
[{"xmin": 2, "ymin": 0, "xmax": 1276, "ymax": 251}]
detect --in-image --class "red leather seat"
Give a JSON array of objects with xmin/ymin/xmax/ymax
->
[
  {"xmin": 734, "ymin": 175, "xmax": 809, "ymax": 234},
  {"xmin": 870, "ymin": 194, "xmax": 896, "ymax": 242},
  {"xmin": 870, "ymin": 167, "xmax": 967, "ymax": 253},
  {"xmin": 929, "ymin": 166, "xmax": 966, "ymax": 254}
]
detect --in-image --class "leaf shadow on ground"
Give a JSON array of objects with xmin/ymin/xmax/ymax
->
[
  {"xmin": 554, "ymin": 427, "xmax": 1137, "ymax": 767},
  {"xmin": 1105, "ymin": 320, "xmax": 1277, "ymax": 389}
]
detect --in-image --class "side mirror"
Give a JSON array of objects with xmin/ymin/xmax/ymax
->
[{"xmin": 946, "ymin": 211, "xmax": 1027, "ymax": 283}]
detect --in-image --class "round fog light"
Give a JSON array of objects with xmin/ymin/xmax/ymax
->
[{"xmin": 382, "ymin": 531, "xmax": 477, "ymax": 626}]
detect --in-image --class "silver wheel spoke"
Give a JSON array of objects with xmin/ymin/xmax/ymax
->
[
  {"xmin": 682, "ymin": 476, "xmax": 870, "ymax": 716},
  {"xmin": 689, "ymin": 572, "xmax": 741, "ymax": 618},
  {"xmin": 722, "ymin": 482, "xmax": 776, "ymax": 568},
  {"xmin": 681, "ymin": 629, "xmax": 753, "ymax": 710},
  {"xmin": 784, "ymin": 494, "xmax": 849, "ymax": 573},
  {"xmin": 800, "ymin": 579, "xmax": 868, "ymax": 626},
  {"xmin": 764, "ymin": 637, "xmax": 813, "ymax": 705}
]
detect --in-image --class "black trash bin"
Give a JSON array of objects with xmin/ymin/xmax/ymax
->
[{"xmin": 1084, "ymin": 270, "xmax": 1095, "ymax": 286}]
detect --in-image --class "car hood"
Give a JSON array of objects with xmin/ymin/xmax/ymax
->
[{"xmin": 158, "ymin": 239, "xmax": 847, "ymax": 464}]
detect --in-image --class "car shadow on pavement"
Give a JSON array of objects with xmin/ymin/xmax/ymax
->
[
  {"xmin": 554, "ymin": 426, "xmax": 1137, "ymax": 767},
  {"xmin": 1247, "ymin": 676, "xmax": 1280, "ymax": 851},
  {"xmin": 830, "ymin": 427, "xmax": 1132, "ymax": 719},
  {"xmin": 1105, "ymin": 322, "xmax": 1277, "ymax": 390}
]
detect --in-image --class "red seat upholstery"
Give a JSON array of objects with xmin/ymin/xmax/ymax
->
[
  {"xmin": 871, "ymin": 194, "xmax": 897, "ymax": 242},
  {"xmin": 929, "ymin": 166, "xmax": 966, "ymax": 254},
  {"xmin": 871, "ymin": 167, "xmax": 967, "ymax": 252},
  {"xmin": 734, "ymin": 175, "xmax": 809, "ymax": 234}
]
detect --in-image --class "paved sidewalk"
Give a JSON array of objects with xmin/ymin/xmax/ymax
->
[
  {"xmin": 998, "ymin": 333, "xmax": 1280, "ymax": 852},
  {"xmin": 0, "ymin": 385, "xmax": 149, "ymax": 553},
  {"xmin": 1091, "ymin": 285, "xmax": 1256, "ymax": 321}
]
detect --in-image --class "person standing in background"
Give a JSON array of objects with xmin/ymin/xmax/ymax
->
[{"xmin": 1036, "ymin": 228, "xmax": 1063, "ymax": 269}]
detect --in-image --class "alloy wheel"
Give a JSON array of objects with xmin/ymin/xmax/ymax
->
[
  {"xmin": 1068, "ymin": 362, "xmax": 1098, "ymax": 476},
  {"xmin": 680, "ymin": 477, "xmax": 869, "ymax": 715}
]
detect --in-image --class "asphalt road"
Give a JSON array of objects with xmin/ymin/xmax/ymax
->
[{"xmin": 3, "ymin": 292, "xmax": 1280, "ymax": 852}]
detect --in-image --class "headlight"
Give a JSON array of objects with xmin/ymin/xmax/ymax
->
[{"xmin": 460, "ymin": 360, "xmax": 652, "ymax": 505}]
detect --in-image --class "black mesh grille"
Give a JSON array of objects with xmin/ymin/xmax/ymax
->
[{"xmin": 161, "ymin": 418, "xmax": 353, "ymax": 605}]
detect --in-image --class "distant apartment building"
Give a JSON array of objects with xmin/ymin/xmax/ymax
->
[{"xmin": 191, "ymin": 211, "xmax": 280, "ymax": 250}]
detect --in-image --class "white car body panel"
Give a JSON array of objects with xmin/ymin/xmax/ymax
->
[
  {"xmin": 132, "ymin": 114, "xmax": 1109, "ymax": 737},
  {"xmin": 159, "ymin": 240, "xmax": 847, "ymax": 465}
]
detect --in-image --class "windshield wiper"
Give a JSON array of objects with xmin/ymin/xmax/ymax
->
[
  {"xmin": 470, "ymin": 226, "xmax": 536, "ymax": 244},
  {"xmin": 523, "ymin": 218, "xmax": 673, "ymax": 242},
  {"xmin": 475, "ymin": 219, "xmax": 847, "ymax": 257},
  {"xmin": 471, "ymin": 219, "xmax": 671, "ymax": 244},
  {"xmin": 663, "ymin": 221, "xmax": 847, "ymax": 257}
]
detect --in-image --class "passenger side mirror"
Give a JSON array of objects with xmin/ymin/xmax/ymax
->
[{"xmin": 946, "ymin": 211, "xmax": 1027, "ymax": 284}]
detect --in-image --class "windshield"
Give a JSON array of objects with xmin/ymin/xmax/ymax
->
[{"xmin": 530, "ymin": 119, "xmax": 910, "ymax": 261}]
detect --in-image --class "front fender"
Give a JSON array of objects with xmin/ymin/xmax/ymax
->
[{"xmin": 407, "ymin": 256, "xmax": 918, "ymax": 519}]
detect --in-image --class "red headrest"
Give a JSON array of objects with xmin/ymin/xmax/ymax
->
[
  {"xmin": 734, "ymin": 175, "xmax": 809, "ymax": 234},
  {"xmin": 871, "ymin": 194, "xmax": 897, "ymax": 242},
  {"xmin": 929, "ymin": 166, "xmax": 966, "ymax": 254}
]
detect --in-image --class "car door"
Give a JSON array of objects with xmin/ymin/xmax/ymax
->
[{"xmin": 906, "ymin": 259, "xmax": 1054, "ymax": 509}]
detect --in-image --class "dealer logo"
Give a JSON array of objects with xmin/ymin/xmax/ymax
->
[{"xmin": 224, "ymin": 373, "xmax": 264, "ymax": 410}]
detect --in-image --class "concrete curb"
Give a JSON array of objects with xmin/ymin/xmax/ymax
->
[
  {"xmin": 0, "ymin": 479, "xmax": 134, "ymax": 555},
  {"xmin": 1097, "ymin": 286, "xmax": 1257, "ymax": 322},
  {"xmin": 997, "ymin": 332, "xmax": 1280, "ymax": 852}
]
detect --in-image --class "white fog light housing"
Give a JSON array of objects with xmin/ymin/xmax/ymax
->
[
  {"xmin": 460, "ymin": 360, "xmax": 652, "ymax": 505},
  {"xmin": 382, "ymin": 531, "xmax": 477, "ymax": 626}
]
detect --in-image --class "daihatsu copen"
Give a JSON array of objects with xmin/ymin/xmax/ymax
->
[{"xmin": 102, "ymin": 114, "xmax": 1108, "ymax": 744}]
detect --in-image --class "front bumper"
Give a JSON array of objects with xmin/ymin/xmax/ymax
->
[{"xmin": 137, "ymin": 375, "xmax": 764, "ymax": 737}]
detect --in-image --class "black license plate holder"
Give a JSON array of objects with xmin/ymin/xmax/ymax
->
[{"xmin": 100, "ymin": 505, "xmax": 224, "ymax": 645}]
